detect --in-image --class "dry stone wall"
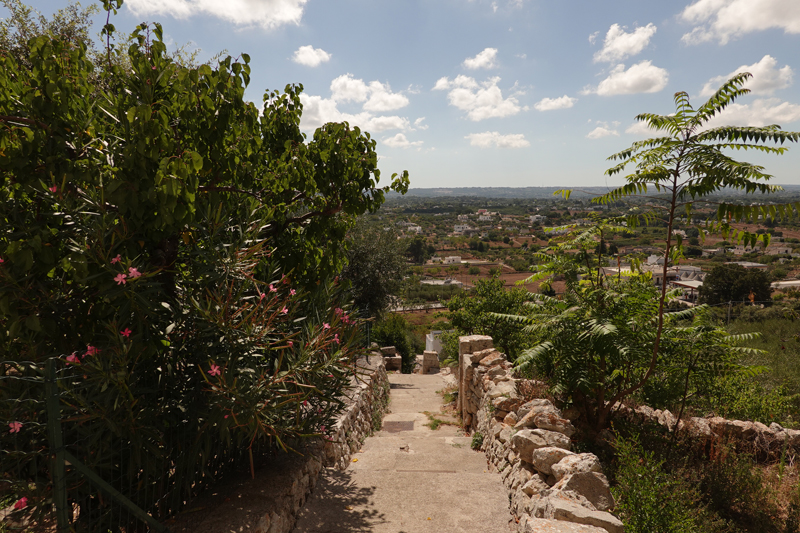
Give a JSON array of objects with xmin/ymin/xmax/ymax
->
[
  {"xmin": 458, "ymin": 336, "xmax": 623, "ymax": 533},
  {"xmin": 217, "ymin": 355, "xmax": 388, "ymax": 533}
]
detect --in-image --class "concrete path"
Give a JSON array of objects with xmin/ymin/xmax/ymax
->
[{"xmin": 293, "ymin": 372, "xmax": 514, "ymax": 533}]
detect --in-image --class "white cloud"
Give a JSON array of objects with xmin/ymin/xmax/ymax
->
[
  {"xmin": 414, "ymin": 117, "xmax": 429, "ymax": 130},
  {"xmin": 681, "ymin": 0, "xmax": 800, "ymax": 44},
  {"xmin": 383, "ymin": 133, "xmax": 422, "ymax": 148},
  {"xmin": 588, "ymin": 31, "xmax": 600, "ymax": 45},
  {"xmin": 625, "ymin": 121, "xmax": 658, "ymax": 136},
  {"xmin": 587, "ymin": 125, "xmax": 620, "ymax": 139},
  {"xmin": 433, "ymin": 75, "xmax": 525, "ymax": 121},
  {"xmin": 534, "ymin": 95, "xmax": 577, "ymax": 111},
  {"xmin": 700, "ymin": 55, "xmax": 793, "ymax": 96},
  {"xmin": 466, "ymin": 131, "xmax": 530, "ymax": 148},
  {"xmin": 126, "ymin": 0, "xmax": 307, "ymax": 29},
  {"xmin": 364, "ymin": 81, "xmax": 410, "ymax": 112},
  {"xmin": 492, "ymin": 1, "xmax": 498, "ymax": 13},
  {"xmin": 516, "ymin": 53, "xmax": 527, "ymax": 59},
  {"xmin": 330, "ymin": 74, "xmax": 369, "ymax": 103},
  {"xmin": 329, "ymin": 74, "xmax": 408, "ymax": 112},
  {"xmin": 463, "ymin": 48, "xmax": 498, "ymax": 70},
  {"xmin": 298, "ymin": 94, "xmax": 409, "ymax": 132},
  {"xmin": 593, "ymin": 23, "xmax": 657, "ymax": 63},
  {"xmin": 585, "ymin": 61, "xmax": 669, "ymax": 96},
  {"xmin": 704, "ymin": 98, "xmax": 800, "ymax": 128},
  {"xmin": 291, "ymin": 45, "xmax": 330, "ymax": 67}
]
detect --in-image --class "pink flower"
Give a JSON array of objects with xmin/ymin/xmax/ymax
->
[
  {"xmin": 86, "ymin": 345, "xmax": 99, "ymax": 356},
  {"xmin": 110, "ymin": 254, "xmax": 121, "ymax": 264},
  {"xmin": 320, "ymin": 425, "xmax": 326, "ymax": 433},
  {"xmin": 302, "ymin": 400, "xmax": 308, "ymax": 406},
  {"xmin": 114, "ymin": 273, "xmax": 127, "ymax": 285},
  {"xmin": 290, "ymin": 289, "xmax": 296, "ymax": 296},
  {"xmin": 208, "ymin": 364, "xmax": 221, "ymax": 377},
  {"xmin": 13, "ymin": 497, "xmax": 27, "ymax": 509},
  {"xmin": 334, "ymin": 307, "xmax": 343, "ymax": 316},
  {"xmin": 120, "ymin": 328, "xmax": 132, "ymax": 338},
  {"xmin": 327, "ymin": 374, "xmax": 334, "ymax": 378},
  {"xmin": 66, "ymin": 354, "xmax": 80, "ymax": 365},
  {"xmin": 0, "ymin": 258, "xmax": 4, "ymax": 263},
  {"xmin": 269, "ymin": 284, "xmax": 277, "ymax": 293},
  {"xmin": 9, "ymin": 421, "xmax": 22, "ymax": 433},
  {"xmin": 260, "ymin": 293, "xmax": 266, "ymax": 300},
  {"xmin": 323, "ymin": 323, "xmax": 330, "ymax": 330},
  {"xmin": 224, "ymin": 415, "xmax": 229, "ymax": 419},
  {"xmin": 128, "ymin": 267, "xmax": 142, "ymax": 279},
  {"xmin": 49, "ymin": 185, "xmax": 57, "ymax": 193},
  {"xmin": 334, "ymin": 334, "xmax": 340, "ymax": 344},
  {"xmin": 288, "ymin": 340, "xmax": 294, "ymax": 347},
  {"xmin": 281, "ymin": 306, "xmax": 288, "ymax": 314}
]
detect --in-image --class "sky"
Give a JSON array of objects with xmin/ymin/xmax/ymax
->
[{"xmin": 15, "ymin": 0, "xmax": 800, "ymax": 189}]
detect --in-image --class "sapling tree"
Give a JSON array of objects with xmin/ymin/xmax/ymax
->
[{"xmin": 592, "ymin": 73, "xmax": 799, "ymax": 421}]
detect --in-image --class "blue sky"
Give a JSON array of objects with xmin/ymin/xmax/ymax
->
[{"xmin": 17, "ymin": 0, "xmax": 800, "ymax": 188}]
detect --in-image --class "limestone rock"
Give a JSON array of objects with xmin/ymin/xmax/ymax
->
[
  {"xmin": 522, "ymin": 475, "xmax": 550, "ymax": 496},
  {"xmin": 512, "ymin": 429, "xmax": 571, "ymax": 463},
  {"xmin": 531, "ymin": 447, "xmax": 575, "ymax": 476},
  {"xmin": 533, "ymin": 492, "xmax": 624, "ymax": 533},
  {"xmin": 553, "ymin": 472, "xmax": 615, "ymax": 512},
  {"xmin": 493, "ymin": 396, "xmax": 521, "ymax": 412},
  {"xmin": 551, "ymin": 453, "xmax": 602, "ymax": 481},
  {"xmin": 498, "ymin": 424, "xmax": 514, "ymax": 444},
  {"xmin": 518, "ymin": 399, "xmax": 561, "ymax": 420},
  {"xmin": 480, "ymin": 353, "xmax": 506, "ymax": 367},
  {"xmin": 470, "ymin": 347, "xmax": 499, "ymax": 363},
  {"xmin": 486, "ymin": 380, "xmax": 517, "ymax": 400},
  {"xmin": 379, "ymin": 346, "xmax": 396, "ymax": 356},
  {"xmin": 521, "ymin": 517, "xmax": 608, "ymax": 533},
  {"xmin": 533, "ymin": 412, "xmax": 576, "ymax": 437},
  {"xmin": 504, "ymin": 411, "xmax": 519, "ymax": 426}
]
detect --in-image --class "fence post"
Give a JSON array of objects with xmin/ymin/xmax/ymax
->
[{"xmin": 45, "ymin": 358, "xmax": 69, "ymax": 532}]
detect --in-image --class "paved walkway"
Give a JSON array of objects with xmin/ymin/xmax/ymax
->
[{"xmin": 293, "ymin": 372, "xmax": 514, "ymax": 533}]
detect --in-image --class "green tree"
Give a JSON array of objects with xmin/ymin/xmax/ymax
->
[
  {"xmin": 406, "ymin": 236, "xmax": 429, "ymax": 264},
  {"xmin": 340, "ymin": 219, "xmax": 407, "ymax": 318},
  {"xmin": 446, "ymin": 276, "xmax": 532, "ymax": 360},
  {"xmin": 699, "ymin": 264, "xmax": 772, "ymax": 305},
  {"xmin": 585, "ymin": 73, "xmax": 799, "ymax": 419}
]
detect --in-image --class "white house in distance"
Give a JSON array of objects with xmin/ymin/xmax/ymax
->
[
  {"xmin": 454, "ymin": 224, "xmax": 472, "ymax": 234},
  {"xmin": 529, "ymin": 214, "xmax": 547, "ymax": 224},
  {"xmin": 406, "ymin": 224, "xmax": 422, "ymax": 234},
  {"xmin": 444, "ymin": 256, "xmax": 462, "ymax": 265}
]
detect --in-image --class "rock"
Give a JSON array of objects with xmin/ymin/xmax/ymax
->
[
  {"xmin": 480, "ymin": 353, "xmax": 506, "ymax": 367},
  {"xmin": 493, "ymin": 396, "xmax": 520, "ymax": 412},
  {"xmin": 516, "ymin": 403, "xmax": 563, "ymax": 429},
  {"xmin": 421, "ymin": 351, "xmax": 439, "ymax": 374},
  {"xmin": 521, "ymin": 518, "xmax": 609, "ymax": 533},
  {"xmin": 657, "ymin": 409, "xmax": 677, "ymax": 430},
  {"xmin": 787, "ymin": 429, "xmax": 800, "ymax": 448},
  {"xmin": 533, "ymin": 412, "xmax": 576, "ymax": 437},
  {"xmin": 459, "ymin": 335, "xmax": 494, "ymax": 357},
  {"xmin": 553, "ymin": 472, "xmax": 615, "ymax": 512},
  {"xmin": 504, "ymin": 411, "xmax": 519, "ymax": 426},
  {"xmin": 518, "ymin": 399, "xmax": 561, "ymax": 419},
  {"xmin": 487, "ymin": 366, "xmax": 506, "ymax": 379},
  {"xmin": 383, "ymin": 355, "xmax": 401, "ymax": 371},
  {"xmin": 551, "ymin": 454, "xmax": 602, "ymax": 481},
  {"xmin": 522, "ymin": 475, "xmax": 550, "ymax": 497},
  {"xmin": 770, "ymin": 422, "xmax": 785, "ymax": 433},
  {"xmin": 531, "ymin": 447, "xmax": 575, "ymax": 476},
  {"xmin": 512, "ymin": 429, "xmax": 571, "ymax": 463},
  {"xmin": 498, "ymin": 425, "xmax": 514, "ymax": 444},
  {"xmin": 678, "ymin": 417, "xmax": 713, "ymax": 438},
  {"xmin": 470, "ymin": 347, "xmax": 500, "ymax": 363},
  {"xmin": 533, "ymin": 492, "xmax": 624, "ymax": 533},
  {"xmin": 486, "ymin": 380, "xmax": 517, "ymax": 400},
  {"xmin": 379, "ymin": 346, "xmax": 396, "ymax": 356}
]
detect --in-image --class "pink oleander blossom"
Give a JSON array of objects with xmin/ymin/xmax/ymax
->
[
  {"xmin": 320, "ymin": 425, "xmax": 326, "ymax": 433},
  {"xmin": 269, "ymin": 284, "xmax": 277, "ymax": 292},
  {"xmin": 66, "ymin": 353, "xmax": 80, "ymax": 365},
  {"xmin": 323, "ymin": 323, "xmax": 330, "ymax": 330},
  {"xmin": 9, "ymin": 421, "xmax": 22, "ymax": 433},
  {"xmin": 208, "ymin": 364, "xmax": 221, "ymax": 377},
  {"xmin": 86, "ymin": 345, "xmax": 99, "ymax": 356},
  {"xmin": 110, "ymin": 254, "xmax": 121, "ymax": 264},
  {"xmin": 290, "ymin": 289, "xmax": 296, "ymax": 296},
  {"xmin": 114, "ymin": 273, "xmax": 127, "ymax": 285},
  {"xmin": 281, "ymin": 306, "xmax": 288, "ymax": 314},
  {"xmin": 49, "ymin": 185, "xmax": 57, "ymax": 193},
  {"xmin": 13, "ymin": 497, "xmax": 27, "ymax": 510},
  {"xmin": 288, "ymin": 340, "xmax": 294, "ymax": 347},
  {"xmin": 120, "ymin": 328, "xmax": 132, "ymax": 338},
  {"xmin": 333, "ymin": 334, "xmax": 340, "ymax": 344},
  {"xmin": 128, "ymin": 267, "xmax": 142, "ymax": 279}
]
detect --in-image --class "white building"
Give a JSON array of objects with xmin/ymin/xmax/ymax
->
[
  {"xmin": 444, "ymin": 256, "xmax": 462, "ymax": 265},
  {"xmin": 529, "ymin": 215, "xmax": 547, "ymax": 224},
  {"xmin": 454, "ymin": 224, "xmax": 472, "ymax": 234}
]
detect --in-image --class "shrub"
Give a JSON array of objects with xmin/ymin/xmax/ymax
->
[
  {"xmin": 372, "ymin": 314, "xmax": 415, "ymax": 373},
  {"xmin": 471, "ymin": 432, "xmax": 484, "ymax": 450}
]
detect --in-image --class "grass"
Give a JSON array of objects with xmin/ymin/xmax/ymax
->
[
  {"xmin": 422, "ymin": 411, "xmax": 459, "ymax": 430},
  {"xmin": 728, "ymin": 316, "xmax": 800, "ymax": 394}
]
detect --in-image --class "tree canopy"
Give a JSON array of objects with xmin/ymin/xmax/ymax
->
[{"xmin": 699, "ymin": 264, "xmax": 772, "ymax": 305}]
